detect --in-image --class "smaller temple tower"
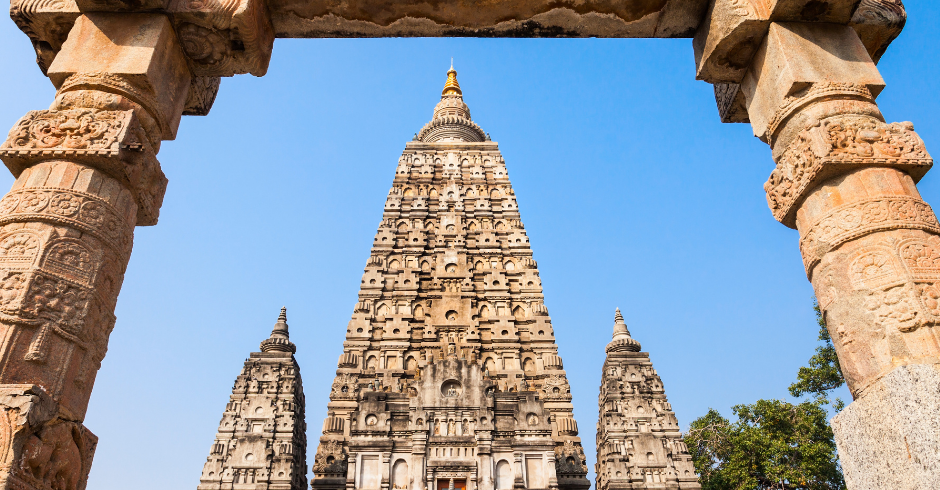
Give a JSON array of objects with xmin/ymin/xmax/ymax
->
[
  {"xmin": 197, "ymin": 308, "xmax": 308, "ymax": 490},
  {"xmin": 595, "ymin": 309, "xmax": 699, "ymax": 490}
]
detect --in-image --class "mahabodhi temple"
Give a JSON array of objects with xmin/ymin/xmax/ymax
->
[{"xmin": 0, "ymin": 1, "xmax": 937, "ymax": 489}]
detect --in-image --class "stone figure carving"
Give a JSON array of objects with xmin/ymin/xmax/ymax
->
[
  {"xmin": 447, "ymin": 420, "xmax": 455, "ymax": 436},
  {"xmin": 312, "ymin": 440, "xmax": 348, "ymax": 476},
  {"xmin": 21, "ymin": 423, "xmax": 84, "ymax": 490}
]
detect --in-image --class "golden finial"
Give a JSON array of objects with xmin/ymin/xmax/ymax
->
[{"xmin": 442, "ymin": 61, "xmax": 462, "ymax": 97}]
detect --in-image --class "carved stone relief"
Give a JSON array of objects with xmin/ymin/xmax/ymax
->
[{"xmin": 766, "ymin": 115, "xmax": 932, "ymax": 227}]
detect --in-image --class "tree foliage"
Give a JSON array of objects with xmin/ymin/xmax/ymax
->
[
  {"xmin": 788, "ymin": 303, "xmax": 846, "ymax": 410},
  {"xmin": 683, "ymin": 301, "xmax": 848, "ymax": 489},
  {"xmin": 685, "ymin": 401, "xmax": 845, "ymax": 490}
]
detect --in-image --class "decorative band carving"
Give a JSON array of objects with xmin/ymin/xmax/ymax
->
[
  {"xmin": 765, "ymin": 115, "xmax": 933, "ymax": 227},
  {"xmin": 0, "ymin": 188, "xmax": 132, "ymax": 255},
  {"xmin": 0, "ymin": 108, "xmax": 167, "ymax": 226},
  {"xmin": 846, "ymin": 237, "xmax": 940, "ymax": 334},
  {"xmin": 57, "ymin": 74, "xmax": 166, "ymax": 135},
  {"xmin": 801, "ymin": 196, "xmax": 940, "ymax": 276},
  {"xmin": 766, "ymin": 82, "xmax": 876, "ymax": 147}
]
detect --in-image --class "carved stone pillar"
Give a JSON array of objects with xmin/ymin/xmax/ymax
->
[
  {"xmin": 0, "ymin": 12, "xmax": 187, "ymax": 490},
  {"xmin": 4, "ymin": 0, "xmax": 273, "ymax": 479},
  {"xmin": 698, "ymin": 4, "xmax": 938, "ymax": 487}
]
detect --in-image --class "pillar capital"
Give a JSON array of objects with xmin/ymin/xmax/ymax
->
[
  {"xmin": 47, "ymin": 13, "xmax": 192, "ymax": 142},
  {"xmin": 9, "ymin": 0, "xmax": 272, "ymax": 122},
  {"xmin": 699, "ymin": 0, "xmax": 906, "ymax": 123}
]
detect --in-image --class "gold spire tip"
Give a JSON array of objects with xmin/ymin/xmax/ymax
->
[{"xmin": 442, "ymin": 63, "xmax": 462, "ymax": 97}]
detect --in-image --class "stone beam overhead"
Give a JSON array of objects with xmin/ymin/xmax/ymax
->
[
  {"xmin": 270, "ymin": 0, "xmax": 710, "ymax": 38},
  {"xmin": 12, "ymin": 0, "xmax": 907, "ymax": 46},
  {"xmin": 9, "ymin": 0, "xmax": 711, "ymax": 60}
]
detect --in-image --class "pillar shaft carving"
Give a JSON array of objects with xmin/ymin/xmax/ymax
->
[
  {"xmin": 710, "ymin": 14, "xmax": 940, "ymax": 488},
  {"xmin": 0, "ymin": 11, "xmax": 190, "ymax": 490},
  {"xmin": 738, "ymin": 23, "xmax": 938, "ymax": 399}
]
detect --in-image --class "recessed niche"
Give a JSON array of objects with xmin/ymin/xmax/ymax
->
[{"xmin": 441, "ymin": 380, "xmax": 462, "ymax": 397}]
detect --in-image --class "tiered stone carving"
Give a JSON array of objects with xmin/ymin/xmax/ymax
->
[
  {"xmin": 197, "ymin": 308, "xmax": 307, "ymax": 490},
  {"xmin": 594, "ymin": 310, "xmax": 699, "ymax": 490},
  {"xmin": 311, "ymin": 68, "xmax": 590, "ymax": 490}
]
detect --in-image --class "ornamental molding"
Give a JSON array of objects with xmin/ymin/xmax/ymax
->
[
  {"xmin": 800, "ymin": 196, "xmax": 940, "ymax": 278},
  {"xmin": 765, "ymin": 115, "xmax": 932, "ymax": 228},
  {"xmin": 0, "ymin": 108, "xmax": 168, "ymax": 226},
  {"xmin": 416, "ymin": 115, "xmax": 486, "ymax": 143}
]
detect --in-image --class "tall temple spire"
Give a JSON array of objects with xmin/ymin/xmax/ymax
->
[
  {"xmin": 607, "ymin": 307, "xmax": 641, "ymax": 353},
  {"xmin": 261, "ymin": 306, "xmax": 296, "ymax": 353},
  {"xmin": 198, "ymin": 310, "xmax": 307, "ymax": 490},
  {"xmin": 311, "ymin": 68, "xmax": 590, "ymax": 490},
  {"xmin": 595, "ymin": 310, "xmax": 700, "ymax": 489}
]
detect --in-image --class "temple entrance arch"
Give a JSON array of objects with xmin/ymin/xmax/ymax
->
[{"xmin": 0, "ymin": 2, "xmax": 933, "ymax": 490}]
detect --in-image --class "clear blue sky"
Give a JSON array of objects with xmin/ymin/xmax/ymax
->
[{"xmin": 1, "ymin": 6, "xmax": 939, "ymax": 489}]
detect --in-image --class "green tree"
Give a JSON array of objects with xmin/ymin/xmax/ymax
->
[
  {"xmin": 788, "ymin": 302, "xmax": 846, "ymax": 410},
  {"xmin": 684, "ymin": 401, "xmax": 845, "ymax": 490},
  {"xmin": 683, "ymin": 301, "xmax": 848, "ymax": 489}
]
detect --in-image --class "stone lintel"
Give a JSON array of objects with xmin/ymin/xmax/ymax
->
[
  {"xmin": 271, "ymin": 0, "xmax": 707, "ymax": 39},
  {"xmin": 832, "ymin": 363, "xmax": 940, "ymax": 490}
]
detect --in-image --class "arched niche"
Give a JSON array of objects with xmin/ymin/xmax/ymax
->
[
  {"xmin": 392, "ymin": 460, "xmax": 408, "ymax": 490},
  {"xmin": 496, "ymin": 460, "xmax": 512, "ymax": 490}
]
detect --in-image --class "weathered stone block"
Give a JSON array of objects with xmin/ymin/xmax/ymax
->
[
  {"xmin": 47, "ymin": 13, "xmax": 192, "ymax": 140},
  {"xmin": 850, "ymin": 0, "xmax": 906, "ymax": 63},
  {"xmin": 714, "ymin": 82, "xmax": 749, "ymax": 123},
  {"xmin": 73, "ymin": 0, "xmax": 170, "ymax": 11},
  {"xmin": 694, "ymin": 0, "xmax": 888, "ymax": 84},
  {"xmin": 767, "ymin": 0, "xmax": 860, "ymax": 23},
  {"xmin": 183, "ymin": 77, "xmax": 222, "ymax": 116},
  {"xmin": 693, "ymin": 0, "xmax": 771, "ymax": 84},
  {"xmin": 169, "ymin": 0, "xmax": 274, "ymax": 77},
  {"xmin": 8, "ymin": 0, "xmax": 80, "ymax": 75},
  {"xmin": 832, "ymin": 363, "xmax": 940, "ymax": 490},
  {"xmin": 742, "ymin": 22, "xmax": 885, "ymax": 141}
]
